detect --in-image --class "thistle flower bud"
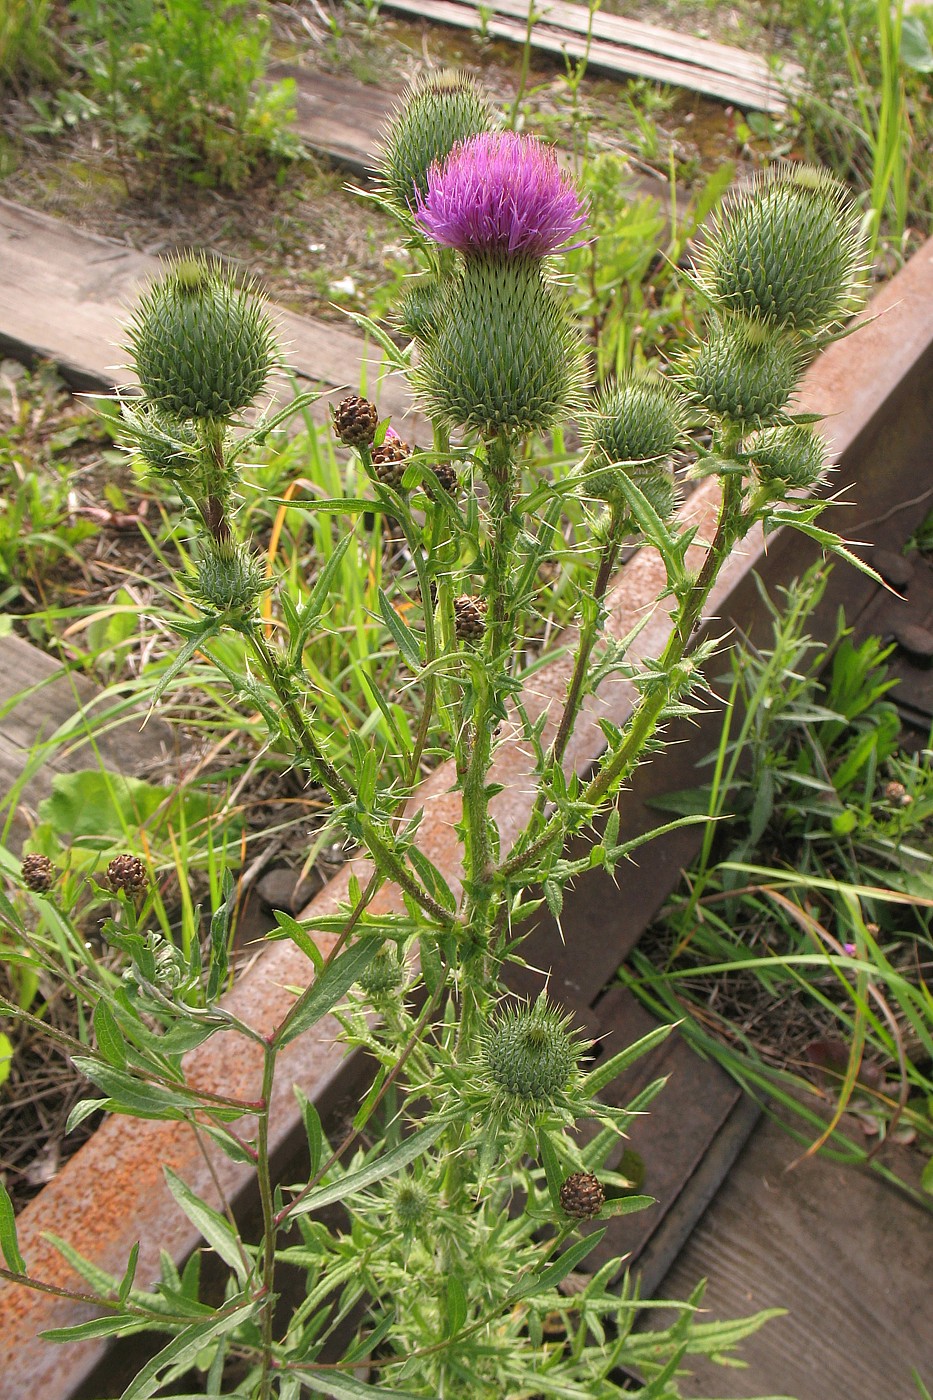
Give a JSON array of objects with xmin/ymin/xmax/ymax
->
[
  {"xmin": 193, "ymin": 539, "xmax": 266, "ymax": 615},
  {"xmin": 391, "ymin": 1178, "xmax": 431, "ymax": 1233},
  {"xmin": 106, "ymin": 853, "xmax": 149, "ymax": 897},
  {"xmin": 332, "ymin": 394, "xmax": 378, "ymax": 448},
  {"xmin": 358, "ymin": 945, "xmax": 406, "ymax": 996},
  {"xmin": 396, "ymin": 278, "xmax": 444, "ymax": 343},
  {"xmin": 127, "ymin": 255, "xmax": 279, "ymax": 422},
  {"xmin": 21, "ymin": 853, "xmax": 55, "ymax": 893},
  {"xmin": 379, "ymin": 70, "xmax": 494, "ymax": 215},
  {"xmin": 430, "ymin": 461, "xmax": 459, "ymax": 494},
  {"xmin": 559, "ymin": 1170, "xmax": 605, "ymax": 1219},
  {"xmin": 748, "ymin": 423, "xmax": 827, "ymax": 488},
  {"xmin": 683, "ymin": 320, "xmax": 800, "ymax": 429},
  {"xmin": 416, "ymin": 131, "xmax": 587, "ymax": 259},
  {"xmin": 119, "ymin": 401, "xmax": 200, "ymax": 483},
  {"xmin": 481, "ymin": 997, "xmax": 581, "ymax": 1104},
  {"xmin": 414, "ymin": 255, "xmax": 585, "ymax": 440},
  {"xmin": 694, "ymin": 163, "xmax": 865, "ymax": 335},
  {"xmin": 580, "ymin": 378, "xmax": 684, "ymax": 513},
  {"xmin": 453, "ymin": 594, "xmax": 488, "ymax": 641}
]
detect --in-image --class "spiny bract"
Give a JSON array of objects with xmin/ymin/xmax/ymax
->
[
  {"xmin": 480, "ymin": 997, "xmax": 582, "ymax": 1102},
  {"xmin": 378, "ymin": 70, "xmax": 495, "ymax": 215}
]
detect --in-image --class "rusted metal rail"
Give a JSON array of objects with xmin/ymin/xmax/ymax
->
[{"xmin": 1, "ymin": 239, "xmax": 931, "ymax": 1398}]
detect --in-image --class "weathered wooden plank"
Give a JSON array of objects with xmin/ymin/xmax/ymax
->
[
  {"xmin": 656, "ymin": 1116, "xmax": 933, "ymax": 1399},
  {"xmin": 0, "ymin": 632, "xmax": 171, "ymax": 849},
  {"xmin": 270, "ymin": 63, "xmax": 396, "ymax": 175},
  {"xmin": 0, "ymin": 197, "xmax": 415, "ymax": 427},
  {"xmin": 377, "ymin": 0, "xmax": 798, "ymax": 111}
]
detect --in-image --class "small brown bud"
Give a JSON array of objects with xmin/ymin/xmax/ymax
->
[
  {"xmin": 106, "ymin": 853, "xmax": 149, "ymax": 897},
  {"xmin": 559, "ymin": 1170, "xmax": 605, "ymax": 1219},
  {"xmin": 372, "ymin": 435, "xmax": 412, "ymax": 488},
  {"xmin": 332, "ymin": 394, "xmax": 378, "ymax": 447},
  {"xmin": 883, "ymin": 780, "xmax": 912, "ymax": 807},
  {"xmin": 453, "ymin": 594, "xmax": 488, "ymax": 641},
  {"xmin": 21, "ymin": 853, "xmax": 55, "ymax": 893}
]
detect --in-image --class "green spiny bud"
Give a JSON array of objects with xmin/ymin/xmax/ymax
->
[
  {"xmin": 481, "ymin": 996, "xmax": 582, "ymax": 1103},
  {"xmin": 582, "ymin": 377, "xmax": 685, "ymax": 467},
  {"xmin": 683, "ymin": 320, "xmax": 800, "ymax": 429},
  {"xmin": 379, "ymin": 70, "xmax": 495, "ymax": 215},
  {"xmin": 119, "ymin": 400, "xmax": 200, "ymax": 482},
  {"xmin": 748, "ymin": 423, "xmax": 827, "ymax": 487},
  {"xmin": 396, "ymin": 276, "xmax": 444, "ymax": 342},
  {"xmin": 193, "ymin": 538, "xmax": 266, "ymax": 615},
  {"xmin": 127, "ymin": 255, "xmax": 279, "ymax": 421},
  {"xmin": 414, "ymin": 255, "xmax": 586, "ymax": 440},
  {"xmin": 358, "ymin": 945, "xmax": 406, "ymax": 997},
  {"xmin": 390, "ymin": 1178, "xmax": 431, "ymax": 1233},
  {"xmin": 695, "ymin": 163, "xmax": 865, "ymax": 334}
]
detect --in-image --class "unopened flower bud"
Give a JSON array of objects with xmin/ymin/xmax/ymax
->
[
  {"xmin": 126, "ymin": 255, "xmax": 279, "ymax": 422},
  {"xmin": 481, "ymin": 997, "xmax": 581, "ymax": 1104},
  {"xmin": 748, "ymin": 423, "xmax": 826, "ymax": 488},
  {"xmin": 372, "ymin": 431, "xmax": 412, "ymax": 488},
  {"xmin": 193, "ymin": 539, "xmax": 266, "ymax": 615},
  {"xmin": 559, "ymin": 1170, "xmax": 605, "ymax": 1219},
  {"xmin": 684, "ymin": 320, "xmax": 800, "ymax": 429},
  {"xmin": 379, "ymin": 70, "xmax": 494, "ymax": 215}
]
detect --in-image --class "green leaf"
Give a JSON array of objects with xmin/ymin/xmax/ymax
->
[
  {"xmin": 119, "ymin": 1299, "xmax": 257, "ymax": 1400},
  {"xmin": 164, "ymin": 1169, "xmax": 249, "ymax": 1286},
  {"xmin": 378, "ymin": 588, "xmax": 422, "ymax": 671},
  {"xmin": 276, "ymin": 939, "xmax": 382, "ymax": 1048},
  {"xmin": 118, "ymin": 1242, "xmax": 140, "ymax": 1304},
  {"xmin": 272, "ymin": 910, "xmax": 324, "ymax": 971},
  {"xmin": 921, "ymin": 1155, "xmax": 933, "ymax": 1195},
  {"xmin": 581, "ymin": 1022, "xmax": 673, "ymax": 1095},
  {"xmin": 65, "ymin": 1097, "xmax": 107, "ymax": 1134},
  {"xmin": 901, "ymin": 14, "xmax": 933, "ymax": 71},
  {"xmin": 0, "ymin": 1031, "xmax": 12, "ymax": 1090},
  {"xmin": 93, "ymin": 999, "xmax": 127, "ymax": 1069},
  {"xmin": 292, "ymin": 532, "xmax": 354, "ymax": 654},
  {"xmin": 0, "ymin": 1178, "xmax": 26, "ymax": 1273},
  {"xmin": 295, "ymin": 1368, "xmax": 428, "ymax": 1399},
  {"xmin": 537, "ymin": 1129, "xmax": 563, "ymax": 1213},
  {"xmin": 71, "ymin": 1059, "xmax": 200, "ymax": 1120},
  {"xmin": 600, "ymin": 1193, "xmax": 656, "ymax": 1219},
  {"xmin": 41, "ymin": 1314, "xmax": 148, "ymax": 1343},
  {"xmin": 294, "ymin": 1086, "xmax": 324, "ymax": 1180},
  {"xmin": 287, "ymin": 1122, "xmax": 445, "ymax": 1218},
  {"xmin": 150, "ymin": 619, "xmax": 224, "ymax": 708},
  {"xmin": 445, "ymin": 1274, "xmax": 467, "ymax": 1338},
  {"xmin": 510, "ymin": 1229, "xmax": 607, "ymax": 1301},
  {"xmin": 206, "ymin": 870, "xmax": 235, "ymax": 1002}
]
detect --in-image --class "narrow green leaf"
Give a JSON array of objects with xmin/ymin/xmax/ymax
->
[
  {"xmin": 93, "ymin": 999, "xmax": 127, "ymax": 1069},
  {"xmin": 600, "ymin": 1193, "xmax": 656, "ymax": 1219},
  {"xmin": 273, "ymin": 910, "xmax": 324, "ymax": 971},
  {"xmin": 276, "ymin": 939, "xmax": 381, "ymax": 1048},
  {"xmin": 287, "ymin": 1122, "xmax": 445, "ymax": 1218},
  {"xmin": 0, "ymin": 1179, "xmax": 26, "ymax": 1273},
  {"xmin": 44, "ymin": 1233, "xmax": 117, "ymax": 1295},
  {"xmin": 206, "ymin": 870, "xmax": 235, "ymax": 1002},
  {"xmin": 296, "ymin": 1368, "xmax": 427, "ymax": 1399},
  {"xmin": 445, "ymin": 1274, "xmax": 467, "ymax": 1338},
  {"xmin": 509, "ymin": 1229, "xmax": 607, "ymax": 1301},
  {"xmin": 378, "ymin": 588, "xmax": 422, "ymax": 670},
  {"xmin": 71, "ymin": 1059, "xmax": 197, "ymax": 1120},
  {"xmin": 41, "ymin": 1313, "xmax": 147, "ymax": 1343},
  {"xmin": 151, "ymin": 620, "xmax": 223, "ymax": 707},
  {"xmin": 120, "ymin": 1299, "xmax": 256, "ymax": 1400},
  {"xmin": 65, "ymin": 1097, "xmax": 107, "ymax": 1134},
  {"xmin": 295, "ymin": 532, "xmax": 353, "ymax": 644},
  {"xmin": 294, "ymin": 1085, "xmax": 324, "ymax": 1180},
  {"xmin": 164, "ymin": 1169, "xmax": 248, "ymax": 1286},
  {"xmin": 118, "ymin": 1241, "xmax": 140, "ymax": 1304},
  {"xmin": 581, "ymin": 1022, "xmax": 674, "ymax": 1095},
  {"xmin": 537, "ymin": 1129, "xmax": 563, "ymax": 1213}
]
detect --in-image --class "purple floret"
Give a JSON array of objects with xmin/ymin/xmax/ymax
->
[{"xmin": 415, "ymin": 132, "xmax": 587, "ymax": 258}]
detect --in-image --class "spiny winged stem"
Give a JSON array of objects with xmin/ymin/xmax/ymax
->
[
  {"xmin": 460, "ymin": 435, "xmax": 522, "ymax": 951},
  {"xmin": 499, "ymin": 471, "xmax": 748, "ymax": 883},
  {"xmin": 245, "ymin": 627, "xmax": 456, "ymax": 930}
]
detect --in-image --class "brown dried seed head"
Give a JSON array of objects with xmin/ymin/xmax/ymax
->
[
  {"xmin": 106, "ymin": 853, "xmax": 149, "ymax": 896},
  {"xmin": 559, "ymin": 1170, "xmax": 605, "ymax": 1219},
  {"xmin": 883, "ymin": 780, "xmax": 911, "ymax": 806},
  {"xmin": 453, "ymin": 594, "xmax": 488, "ymax": 641},
  {"xmin": 21, "ymin": 853, "xmax": 55, "ymax": 893},
  {"xmin": 333, "ymin": 394, "xmax": 379, "ymax": 447},
  {"xmin": 431, "ymin": 461, "xmax": 459, "ymax": 493},
  {"xmin": 372, "ymin": 437, "xmax": 412, "ymax": 488}
]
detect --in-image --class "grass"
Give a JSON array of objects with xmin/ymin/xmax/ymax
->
[{"xmin": 618, "ymin": 564, "xmax": 933, "ymax": 1205}]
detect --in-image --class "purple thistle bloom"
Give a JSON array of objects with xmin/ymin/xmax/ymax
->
[{"xmin": 415, "ymin": 131, "xmax": 587, "ymax": 258}]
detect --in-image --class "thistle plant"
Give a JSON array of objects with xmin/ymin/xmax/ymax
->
[{"xmin": 1, "ymin": 77, "xmax": 872, "ymax": 1399}]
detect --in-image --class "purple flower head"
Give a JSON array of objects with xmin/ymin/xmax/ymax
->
[{"xmin": 415, "ymin": 131, "xmax": 587, "ymax": 259}]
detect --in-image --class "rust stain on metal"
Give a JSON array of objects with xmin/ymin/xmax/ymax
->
[{"xmin": 3, "ymin": 237, "xmax": 932, "ymax": 1400}]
